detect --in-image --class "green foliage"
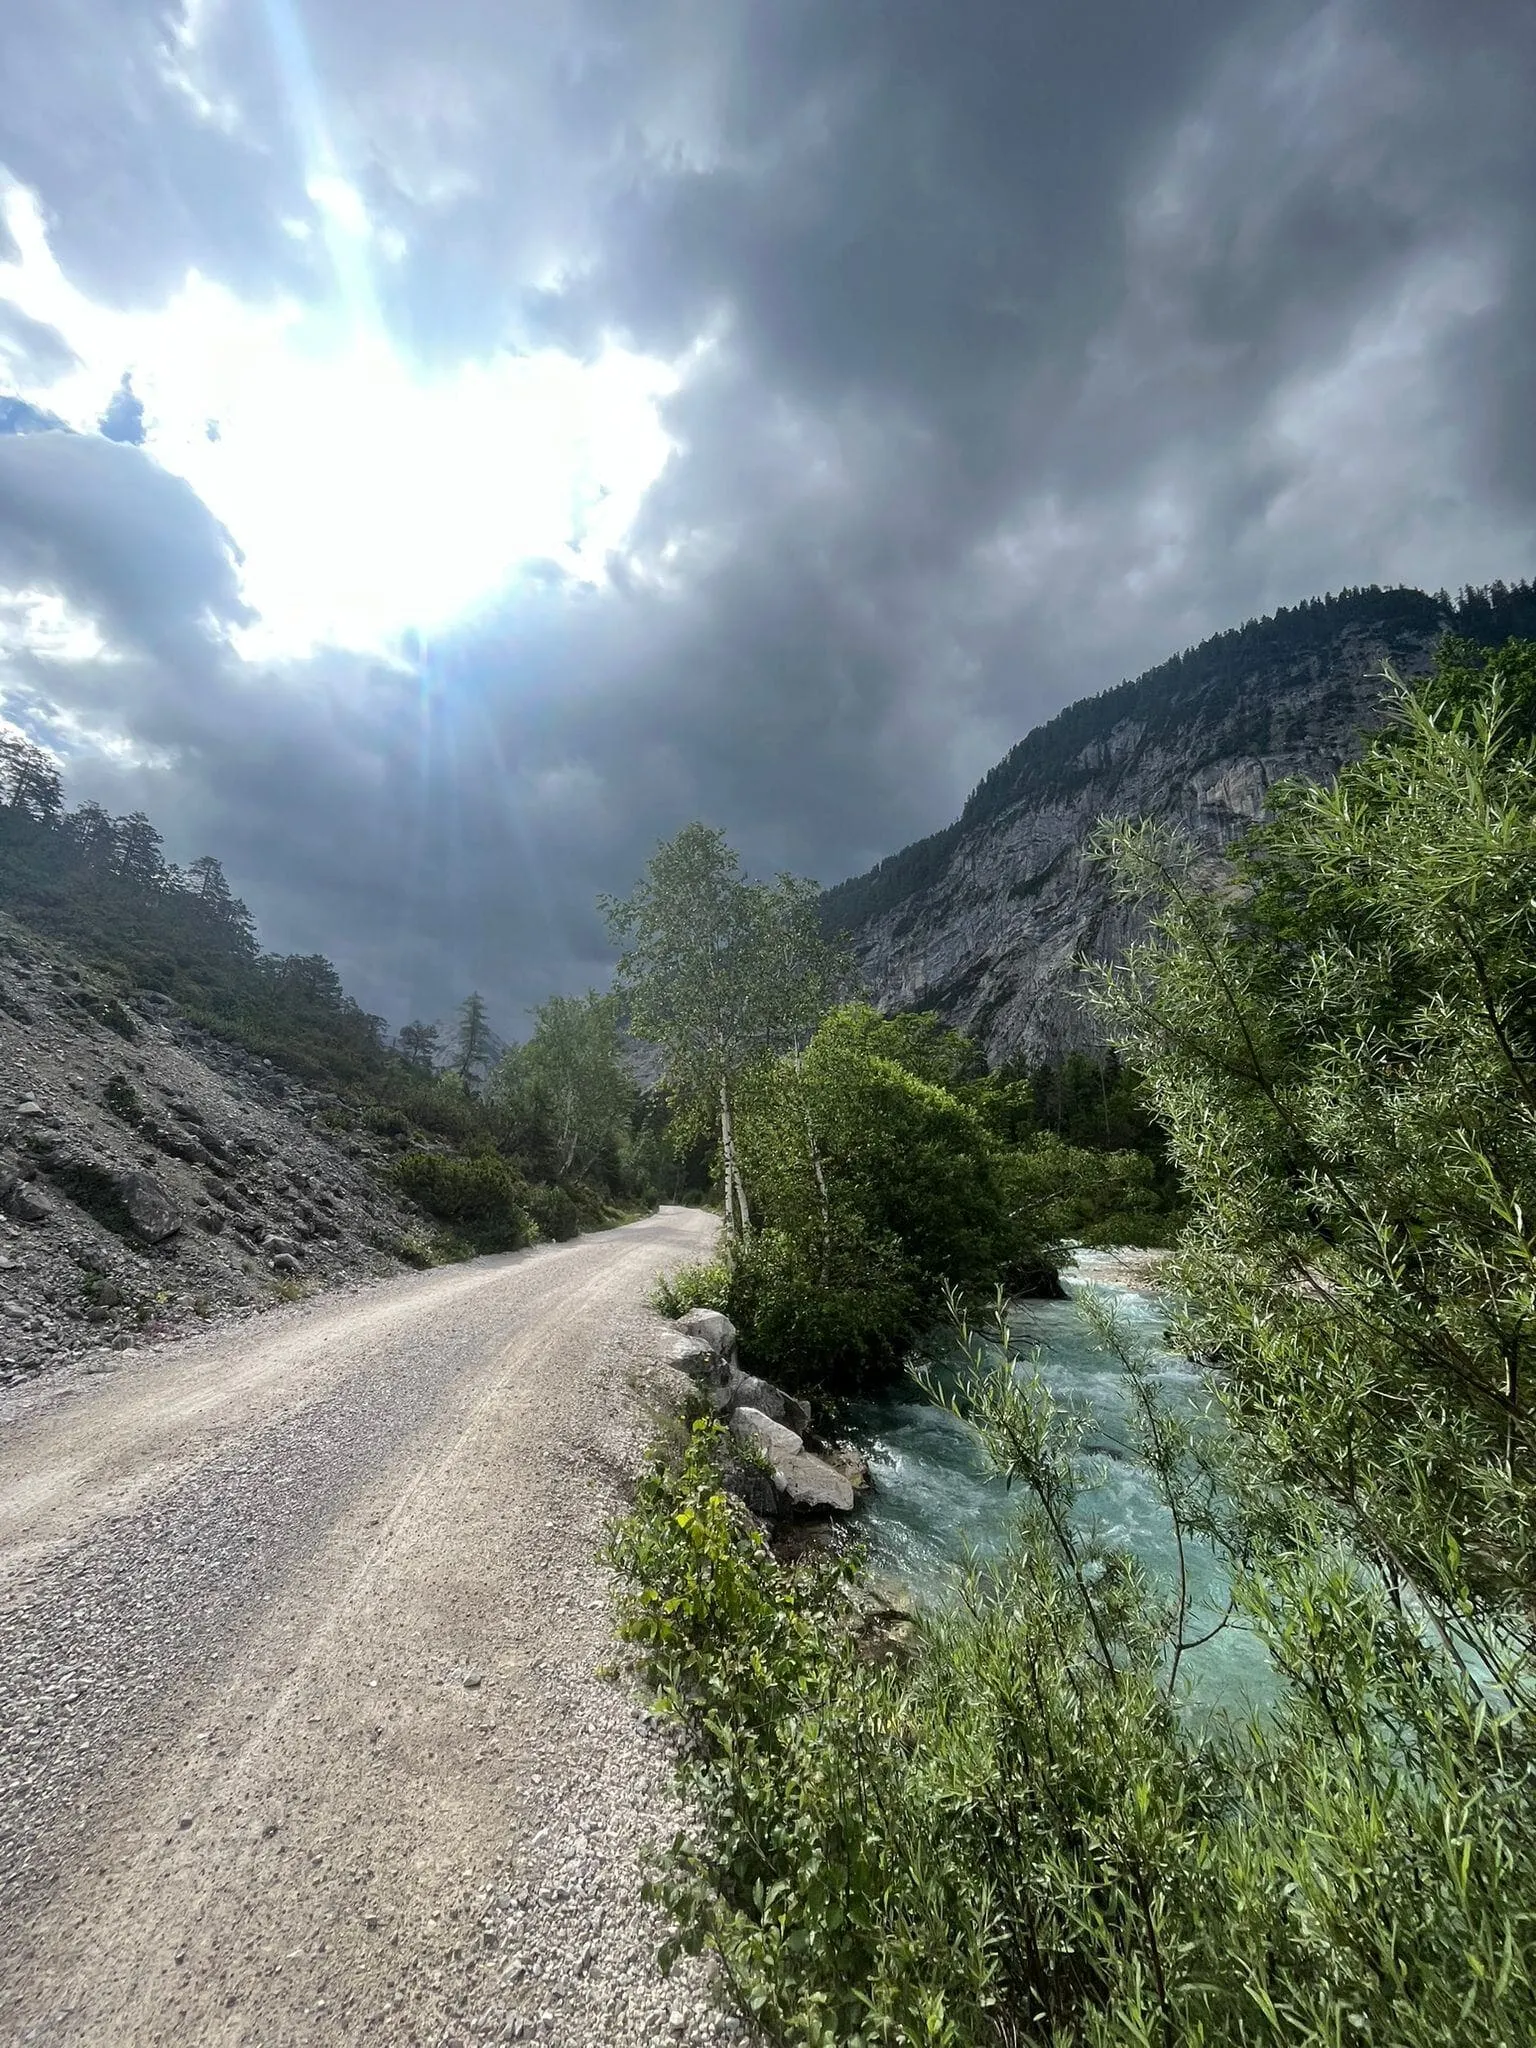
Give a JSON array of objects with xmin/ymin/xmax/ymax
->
[
  {"xmin": 605, "ymin": 823, "xmax": 849, "ymax": 1240},
  {"xmin": 493, "ymin": 990, "xmax": 635, "ymax": 1181},
  {"xmin": 611, "ymin": 1323, "xmax": 1536, "ymax": 2046},
  {"xmin": 360, "ymin": 1104, "xmax": 411, "ymax": 1139},
  {"xmin": 525, "ymin": 1181, "xmax": 581, "ymax": 1243},
  {"xmin": 998, "ymin": 1132, "xmax": 1179, "ymax": 1249},
  {"xmin": 649, "ymin": 1256, "xmax": 733, "ymax": 1321},
  {"xmin": 450, "ymin": 991, "xmax": 498, "ymax": 1092},
  {"xmin": 390, "ymin": 1150, "xmax": 533, "ymax": 1253},
  {"xmin": 1090, "ymin": 640, "xmax": 1536, "ymax": 1667},
  {"xmin": 712, "ymin": 1004, "xmax": 1065, "ymax": 1387}
]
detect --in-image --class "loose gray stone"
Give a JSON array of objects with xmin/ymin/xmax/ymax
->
[
  {"xmin": 728, "ymin": 1373, "xmax": 811, "ymax": 1436},
  {"xmin": 727, "ymin": 1406, "xmax": 804, "ymax": 1463},
  {"xmin": 7, "ymin": 1183, "xmax": 54, "ymax": 1223},
  {"xmin": 775, "ymin": 1451, "xmax": 856, "ymax": 1515},
  {"xmin": 115, "ymin": 1171, "xmax": 181, "ymax": 1243},
  {"xmin": 728, "ymin": 1407, "xmax": 856, "ymax": 1514},
  {"xmin": 674, "ymin": 1307, "xmax": 736, "ymax": 1360},
  {"xmin": 664, "ymin": 1332, "xmax": 716, "ymax": 1381}
]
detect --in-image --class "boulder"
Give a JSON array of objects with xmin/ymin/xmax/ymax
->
[
  {"xmin": 776, "ymin": 1451, "xmax": 857, "ymax": 1516},
  {"xmin": 707, "ymin": 1364, "xmax": 748, "ymax": 1415},
  {"xmin": 729, "ymin": 1372, "xmax": 812, "ymax": 1436},
  {"xmin": 665, "ymin": 1331, "xmax": 718, "ymax": 1381},
  {"xmin": 728, "ymin": 1407, "xmax": 858, "ymax": 1516},
  {"xmin": 7, "ymin": 1182, "xmax": 53, "ymax": 1224},
  {"xmin": 728, "ymin": 1405, "xmax": 804, "ymax": 1463},
  {"xmin": 674, "ymin": 1307, "xmax": 737, "ymax": 1361},
  {"xmin": 114, "ymin": 1171, "xmax": 181, "ymax": 1243}
]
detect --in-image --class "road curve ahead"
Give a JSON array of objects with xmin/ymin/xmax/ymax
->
[{"xmin": 0, "ymin": 1205, "xmax": 722, "ymax": 2048}]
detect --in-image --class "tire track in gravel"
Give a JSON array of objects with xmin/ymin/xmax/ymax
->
[{"xmin": 0, "ymin": 1206, "xmax": 727, "ymax": 2048}]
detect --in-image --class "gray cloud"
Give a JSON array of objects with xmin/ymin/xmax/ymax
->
[
  {"xmin": 0, "ymin": 299, "xmax": 80, "ymax": 384},
  {"xmin": 1, "ymin": 0, "xmax": 1534, "ymax": 1037},
  {"xmin": 0, "ymin": 428, "xmax": 250, "ymax": 657}
]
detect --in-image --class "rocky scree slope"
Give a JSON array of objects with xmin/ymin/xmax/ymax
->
[
  {"xmin": 823, "ymin": 583, "xmax": 1535, "ymax": 1066},
  {"xmin": 0, "ymin": 913, "xmax": 424, "ymax": 1387}
]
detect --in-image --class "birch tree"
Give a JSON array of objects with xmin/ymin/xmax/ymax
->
[
  {"xmin": 603, "ymin": 825, "xmax": 841, "ymax": 1241},
  {"xmin": 515, "ymin": 990, "xmax": 633, "ymax": 1180}
]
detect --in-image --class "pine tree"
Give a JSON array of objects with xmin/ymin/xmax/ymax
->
[
  {"xmin": 452, "ymin": 992, "xmax": 496, "ymax": 1092},
  {"xmin": 395, "ymin": 1020, "xmax": 441, "ymax": 1072}
]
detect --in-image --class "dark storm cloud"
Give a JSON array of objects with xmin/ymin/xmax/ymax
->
[
  {"xmin": 2, "ymin": 0, "xmax": 1534, "ymax": 1034},
  {"xmin": 0, "ymin": 428, "xmax": 250, "ymax": 656}
]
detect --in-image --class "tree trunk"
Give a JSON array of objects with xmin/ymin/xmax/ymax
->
[
  {"xmin": 719, "ymin": 1072, "xmax": 751, "ymax": 1240},
  {"xmin": 792, "ymin": 1050, "xmax": 831, "ymax": 1284}
]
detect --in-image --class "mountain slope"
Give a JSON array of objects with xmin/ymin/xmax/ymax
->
[{"xmin": 823, "ymin": 581, "xmax": 1536, "ymax": 1065}]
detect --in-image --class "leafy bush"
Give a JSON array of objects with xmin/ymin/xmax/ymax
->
[
  {"xmin": 526, "ymin": 1182, "xmax": 581, "ymax": 1242},
  {"xmin": 721, "ymin": 1225, "xmax": 920, "ymax": 1392},
  {"xmin": 390, "ymin": 1150, "xmax": 532, "ymax": 1253},
  {"xmin": 1091, "ymin": 639, "xmax": 1536, "ymax": 1655},
  {"xmin": 997, "ymin": 1132, "xmax": 1180, "ymax": 1249},
  {"xmin": 720, "ymin": 1006, "xmax": 1063, "ymax": 1387},
  {"xmin": 611, "ymin": 1341, "xmax": 1536, "ymax": 2047},
  {"xmin": 650, "ymin": 1255, "xmax": 733, "ymax": 1320},
  {"xmin": 101, "ymin": 1073, "xmax": 143, "ymax": 1125},
  {"xmin": 361, "ymin": 1104, "xmax": 410, "ymax": 1138}
]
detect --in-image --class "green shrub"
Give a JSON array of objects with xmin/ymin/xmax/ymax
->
[
  {"xmin": 101, "ymin": 1073, "xmax": 143, "ymax": 1125},
  {"xmin": 721, "ymin": 1006, "xmax": 1064, "ymax": 1388},
  {"xmin": 391, "ymin": 1150, "xmax": 532, "ymax": 1253},
  {"xmin": 997, "ymin": 1132, "xmax": 1182, "ymax": 1250},
  {"xmin": 611, "ymin": 1354, "xmax": 1536, "ymax": 2047},
  {"xmin": 526, "ymin": 1182, "xmax": 581, "ymax": 1242},
  {"xmin": 650, "ymin": 1255, "xmax": 732, "ymax": 1319},
  {"xmin": 722, "ymin": 1225, "xmax": 919, "ymax": 1391},
  {"xmin": 361, "ymin": 1103, "xmax": 410, "ymax": 1138}
]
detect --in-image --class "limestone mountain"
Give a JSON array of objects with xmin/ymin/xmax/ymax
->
[{"xmin": 823, "ymin": 581, "xmax": 1536, "ymax": 1066}]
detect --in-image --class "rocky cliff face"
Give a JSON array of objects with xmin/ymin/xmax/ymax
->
[{"xmin": 824, "ymin": 584, "xmax": 1533, "ymax": 1066}]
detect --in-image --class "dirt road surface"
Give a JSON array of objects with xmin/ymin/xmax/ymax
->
[{"xmin": 0, "ymin": 1206, "xmax": 727, "ymax": 2048}]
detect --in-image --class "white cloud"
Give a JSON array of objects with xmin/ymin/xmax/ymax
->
[{"xmin": 0, "ymin": 172, "xmax": 680, "ymax": 659}]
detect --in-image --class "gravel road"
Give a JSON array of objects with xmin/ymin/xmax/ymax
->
[{"xmin": 0, "ymin": 1205, "xmax": 729, "ymax": 2047}]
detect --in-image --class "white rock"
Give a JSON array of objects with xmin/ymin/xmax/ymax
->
[
  {"xmin": 776, "ymin": 1451, "xmax": 856, "ymax": 1515},
  {"xmin": 727, "ymin": 1406, "xmax": 803, "ymax": 1462},
  {"xmin": 674, "ymin": 1307, "xmax": 737, "ymax": 1359},
  {"xmin": 664, "ymin": 1332, "xmax": 716, "ymax": 1381}
]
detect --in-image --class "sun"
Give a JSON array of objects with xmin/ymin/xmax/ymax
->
[{"xmin": 0, "ymin": 174, "xmax": 677, "ymax": 661}]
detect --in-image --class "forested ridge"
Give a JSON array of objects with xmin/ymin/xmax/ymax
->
[{"xmin": 823, "ymin": 578, "xmax": 1536, "ymax": 936}]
